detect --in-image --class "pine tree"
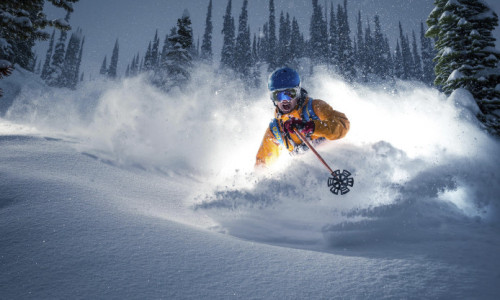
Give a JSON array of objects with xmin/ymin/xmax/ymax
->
[
  {"xmin": 310, "ymin": 0, "xmax": 328, "ymax": 66},
  {"xmin": 163, "ymin": 10, "xmax": 193, "ymax": 89},
  {"xmin": 41, "ymin": 30, "xmax": 55, "ymax": 80},
  {"xmin": 277, "ymin": 11, "xmax": 292, "ymax": 67},
  {"xmin": 14, "ymin": 39, "xmax": 36, "ymax": 71},
  {"xmin": 250, "ymin": 30, "xmax": 262, "ymax": 88},
  {"xmin": 420, "ymin": 22, "xmax": 435, "ymax": 85},
  {"xmin": 200, "ymin": 0, "xmax": 213, "ymax": 62},
  {"xmin": 337, "ymin": 0, "xmax": 356, "ymax": 81},
  {"xmin": 107, "ymin": 39, "xmax": 119, "ymax": 78},
  {"xmin": 398, "ymin": 22, "xmax": 412, "ymax": 79},
  {"xmin": 252, "ymin": 33, "xmax": 259, "ymax": 63},
  {"xmin": 267, "ymin": 0, "xmax": 278, "ymax": 70},
  {"xmin": 319, "ymin": 4, "xmax": 329, "ymax": 64},
  {"xmin": 410, "ymin": 30, "xmax": 422, "ymax": 80},
  {"xmin": 372, "ymin": 15, "xmax": 387, "ymax": 79},
  {"xmin": 384, "ymin": 36, "xmax": 394, "ymax": 78},
  {"xmin": 427, "ymin": 0, "xmax": 500, "ymax": 135},
  {"xmin": 73, "ymin": 35, "xmax": 84, "ymax": 88},
  {"xmin": 394, "ymin": 40, "xmax": 404, "ymax": 78},
  {"xmin": 260, "ymin": 23, "xmax": 269, "ymax": 64},
  {"xmin": 99, "ymin": 56, "xmax": 107, "ymax": 75},
  {"xmin": 356, "ymin": 11, "xmax": 364, "ymax": 75},
  {"xmin": 143, "ymin": 41, "xmax": 153, "ymax": 71},
  {"xmin": 46, "ymin": 10, "xmax": 71, "ymax": 86},
  {"xmin": 363, "ymin": 19, "xmax": 374, "ymax": 80},
  {"xmin": 151, "ymin": 30, "xmax": 160, "ymax": 69},
  {"xmin": 195, "ymin": 36, "xmax": 200, "ymax": 60},
  {"xmin": 290, "ymin": 17, "xmax": 303, "ymax": 69},
  {"xmin": 0, "ymin": 0, "xmax": 77, "ymax": 69},
  {"xmin": 328, "ymin": 3, "xmax": 338, "ymax": 70},
  {"xmin": 61, "ymin": 28, "xmax": 82, "ymax": 88},
  {"xmin": 234, "ymin": 0, "xmax": 252, "ymax": 78},
  {"xmin": 154, "ymin": 27, "xmax": 176, "ymax": 87},
  {"xmin": 130, "ymin": 53, "xmax": 139, "ymax": 76},
  {"xmin": 220, "ymin": 0, "xmax": 235, "ymax": 70}
]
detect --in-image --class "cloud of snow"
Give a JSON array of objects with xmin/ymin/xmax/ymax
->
[{"xmin": 2, "ymin": 67, "xmax": 499, "ymax": 248}]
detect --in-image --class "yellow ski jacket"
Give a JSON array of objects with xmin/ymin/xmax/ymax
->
[{"xmin": 255, "ymin": 97, "xmax": 349, "ymax": 167}]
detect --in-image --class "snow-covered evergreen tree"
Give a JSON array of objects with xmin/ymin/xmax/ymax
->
[
  {"xmin": 107, "ymin": 39, "xmax": 119, "ymax": 78},
  {"xmin": 427, "ymin": 0, "xmax": 500, "ymax": 135},
  {"xmin": 410, "ymin": 30, "xmax": 423, "ymax": 80},
  {"xmin": 310, "ymin": 0, "xmax": 328, "ymax": 67},
  {"xmin": 355, "ymin": 11, "xmax": 364, "ymax": 74},
  {"xmin": 362, "ymin": 18, "xmax": 374, "ymax": 81},
  {"xmin": 151, "ymin": 30, "xmax": 160, "ymax": 70},
  {"xmin": 74, "ymin": 35, "xmax": 84, "ymax": 87},
  {"xmin": 99, "ymin": 55, "xmax": 107, "ymax": 75},
  {"xmin": 372, "ymin": 15, "xmax": 388, "ymax": 79},
  {"xmin": 251, "ymin": 33, "xmax": 262, "ymax": 88},
  {"xmin": 153, "ymin": 28, "xmax": 175, "ymax": 87},
  {"xmin": 384, "ymin": 36, "xmax": 395, "ymax": 78},
  {"xmin": 398, "ymin": 22, "xmax": 412, "ymax": 80},
  {"xmin": 277, "ymin": 11, "xmax": 292, "ymax": 67},
  {"xmin": 267, "ymin": 0, "xmax": 278, "ymax": 71},
  {"xmin": 143, "ymin": 41, "xmax": 153, "ymax": 72},
  {"xmin": 47, "ymin": 11, "xmax": 71, "ymax": 86},
  {"xmin": 252, "ymin": 33, "xmax": 259, "ymax": 63},
  {"xmin": 41, "ymin": 30, "xmax": 55, "ymax": 81},
  {"xmin": 220, "ymin": 0, "xmax": 235, "ymax": 70},
  {"xmin": 259, "ymin": 23, "xmax": 269, "ymax": 65},
  {"xmin": 234, "ymin": 0, "xmax": 252, "ymax": 78},
  {"xmin": 290, "ymin": 17, "xmax": 304, "ymax": 69},
  {"xmin": 61, "ymin": 28, "xmax": 82, "ymax": 88},
  {"xmin": 0, "ymin": 0, "xmax": 77, "ymax": 69},
  {"xmin": 163, "ymin": 10, "xmax": 193, "ymax": 90},
  {"xmin": 200, "ymin": 0, "xmax": 213, "ymax": 63},
  {"xmin": 420, "ymin": 22, "xmax": 435, "ymax": 85},
  {"xmin": 337, "ymin": 1, "xmax": 356, "ymax": 81},
  {"xmin": 130, "ymin": 53, "xmax": 139, "ymax": 76},
  {"xmin": 394, "ymin": 40, "xmax": 404, "ymax": 78},
  {"xmin": 328, "ymin": 4, "xmax": 339, "ymax": 70}
]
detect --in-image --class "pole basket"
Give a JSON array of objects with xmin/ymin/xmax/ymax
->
[{"xmin": 328, "ymin": 170, "xmax": 354, "ymax": 195}]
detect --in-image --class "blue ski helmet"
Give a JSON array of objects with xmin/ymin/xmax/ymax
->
[{"xmin": 268, "ymin": 67, "xmax": 301, "ymax": 91}]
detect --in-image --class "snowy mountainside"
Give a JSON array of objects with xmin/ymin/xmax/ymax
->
[{"xmin": 1, "ymin": 67, "xmax": 500, "ymax": 298}]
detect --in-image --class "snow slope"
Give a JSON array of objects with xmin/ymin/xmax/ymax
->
[{"xmin": 1, "ymin": 68, "xmax": 500, "ymax": 299}]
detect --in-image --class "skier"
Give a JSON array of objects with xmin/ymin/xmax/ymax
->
[{"xmin": 256, "ymin": 67, "xmax": 350, "ymax": 167}]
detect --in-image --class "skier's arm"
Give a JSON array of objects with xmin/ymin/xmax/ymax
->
[
  {"xmin": 310, "ymin": 99, "xmax": 350, "ymax": 140},
  {"xmin": 255, "ymin": 128, "xmax": 281, "ymax": 167}
]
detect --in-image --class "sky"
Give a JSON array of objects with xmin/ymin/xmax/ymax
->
[{"xmin": 34, "ymin": 0, "xmax": 499, "ymax": 80}]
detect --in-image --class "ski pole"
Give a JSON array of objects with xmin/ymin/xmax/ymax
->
[
  {"xmin": 293, "ymin": 129, "xmax": 335, "ymax": 175},
  {"xmin": 293, "ymin": 128, "xmax": 354, "ymax": 195}
]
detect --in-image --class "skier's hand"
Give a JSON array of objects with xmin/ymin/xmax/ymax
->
[{"xmin": 283, "ymin": 118, "xmax": 315, "ymax": 136}]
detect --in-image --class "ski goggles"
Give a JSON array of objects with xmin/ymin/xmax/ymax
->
[{"xmin": 270, "ymin": 87, "xmax": 300, "ymax": 102}]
